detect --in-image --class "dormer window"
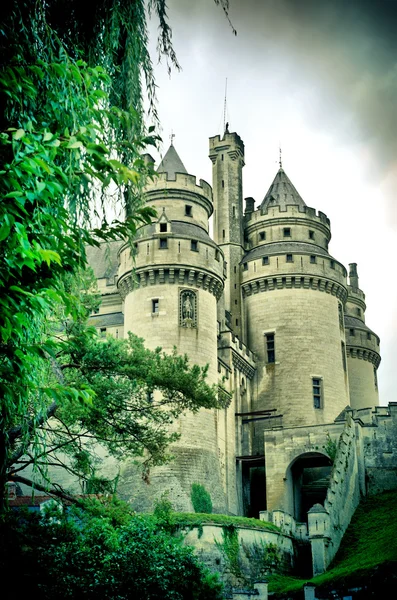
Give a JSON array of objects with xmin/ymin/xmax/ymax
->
[
  {"xmin": 160, "ymin": 223, "xmax": 167, "ymax": 232},
  {"xmin": 185, "ymin": 205, "xmax": 192, "ymax": 217}
]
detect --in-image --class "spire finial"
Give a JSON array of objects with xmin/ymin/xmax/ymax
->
[
  {"xmin": 223, "ymin": 77, "xmax": 228, "ymax": 134},
  {"xmin": 279, "ymin": 146, "xmax": 282, "ymax": 169},
  {"xmin": 170, "ymin": 130, "xmax": 175, "ymax": 146}
]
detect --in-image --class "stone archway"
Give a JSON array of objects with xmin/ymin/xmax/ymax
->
[{"xmin": 286, "ymin": 452, "xmax": 332, "ymax": 522}]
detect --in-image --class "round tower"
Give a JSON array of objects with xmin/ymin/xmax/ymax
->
[
  {"xmin": 344, "ymin": 263, "xmax": 381, "ymax": 409},
  {"xmin": 242, "ymin": 166, "xmax": 350, "ymax": 427},
  {"xmin": 117, "ymin": 144, "xmax": 227, "ymax": 512}
]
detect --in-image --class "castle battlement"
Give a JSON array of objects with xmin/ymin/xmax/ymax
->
[
  {"xmin": 145, "ymin": 171, "xmax": 212, "ymax": 202},
  {"xmin": 247, "ymin": 204, "xmax": 330, "ymax": 227}
]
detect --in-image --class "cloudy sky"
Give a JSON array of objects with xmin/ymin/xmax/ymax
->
[{"xmin": 147, "ymin": 0, "xmax": 397, "ymax": 404}]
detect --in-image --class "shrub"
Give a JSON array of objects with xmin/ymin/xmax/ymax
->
[{"xmin": 191, "ymin": 483, "xmax": 213, "ymax": 514}]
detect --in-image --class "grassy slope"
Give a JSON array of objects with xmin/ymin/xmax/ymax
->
[{"xmin": 269, "ymin": 490, "xmax": 397, "ymax": 595}]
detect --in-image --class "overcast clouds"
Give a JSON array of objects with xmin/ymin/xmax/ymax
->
[{"xmin": 147, "ymin": 0, "xmax": 397, "ymax": 404}]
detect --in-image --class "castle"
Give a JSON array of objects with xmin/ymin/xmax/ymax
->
[{"xmin": 87, "ymin": 129, "xmax": 384, "ymax": 526}]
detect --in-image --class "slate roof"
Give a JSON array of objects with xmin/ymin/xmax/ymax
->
[
  {"xmin": 260, "ymin": 167, "xmax": 306, "ymax": 211},
  {"xmin": 137, "ymin": 220, "xmax": 215, "ymax": 244},
  {"xmin": 86, "ymin": 241, "xmax": 123, "ymax": 280},
  {"xmin": 88, "ymin": 312, "xmax": 124, "ymax": 328},
  {"xmin": 242, "ymin": 241, "xmax": 332, "ymax": 262},
  {"xmin": 157, "ymin": 144, "xmax": 187, "ymax": 179},
  {"xmin": 344, "ymin": 315, "xmax": 376, "ymax": 336}
]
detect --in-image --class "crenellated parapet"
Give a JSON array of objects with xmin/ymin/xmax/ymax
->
[{"xmin": 244, "ymin": 204, "xmax": 331, "ymax": 252}]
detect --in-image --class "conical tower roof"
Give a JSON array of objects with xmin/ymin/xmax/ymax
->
[
  {"xmin": 157, "ymin": 144, "xmax": 187, "ymax": 179},
  {"xmin": 260, "ymin": 167, "xmax": 306, "ymax": 211}
]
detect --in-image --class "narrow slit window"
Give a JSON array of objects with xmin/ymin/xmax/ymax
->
[
  {"xmin": 341, "ymin": 341, "xmax": 347, "ymax": 371},
  {"xmin": 313, "ymin": 378, "xmax": 322, "ymax": 409},
  {"xmin": 265, "ymin": 333, "xmax": 275, "ymax": 364},
  {"xmin": 152, "ymin": 299, "xmax": 159, "ymax": 314}
]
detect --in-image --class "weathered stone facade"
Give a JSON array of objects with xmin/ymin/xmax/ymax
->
[{"xmin": 88, "ymin": 130, "xmax": 391, "ymax": 545}]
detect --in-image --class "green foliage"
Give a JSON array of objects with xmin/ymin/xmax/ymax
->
[
  {"xmin": 0, "ymin": 501, "xmax": 224, "ymax": 599},
  {"xmin": 171, "ymin": 512, "xmax": 280, "ymax": 532},
  {"xmin": 242, "ymin": 540, "xmax": 281, "ymax": 580},
  {"xmin": 215, "ymin": 524, "xmax": 242, "ymax": 580},
  {"xmin": 153, "ymin": 492, "xmax": 175, "ymax": 531},
  {"xmin": 7, "ymin": 331, "xmax": 225, "ymax": 496},
  {"xmin": 323, "ymin": 432, "xmax": 339, "ymax": 463},
  {"xmin": 191, "ymin": 483, "xmax": 213, "ymax": 514}
]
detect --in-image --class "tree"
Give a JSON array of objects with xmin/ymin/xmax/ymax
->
[
  {"xmin": 0, "ymin": 0, "xmax": 233, "ymax": 510},
  {"xmin": 0, "ymin": 498, "xmax": 224, "ymax": 599}
]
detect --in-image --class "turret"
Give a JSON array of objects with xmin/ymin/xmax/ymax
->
[
  {"xmin": 209, "ymin": 130, "xmax": 245, "ymax": 339},
  {"xmin": 344, "ymin": 263, "xmax": 381, "ymax": 409},
  {"xmin": 117, "ymin": 144, "xmax": 229, "ymax": 512},
  {"xmin": 241, "ymin": 165, "xmax": 350, "ymax": 428}
]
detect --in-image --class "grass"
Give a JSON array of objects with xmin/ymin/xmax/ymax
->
[
  {"xmin": 171, "ymin": 512, "xmax": 281, "ymax": 532},
  {"xmin": 268, "ymin": 490, "xmax": 397, "ymax": 596}
]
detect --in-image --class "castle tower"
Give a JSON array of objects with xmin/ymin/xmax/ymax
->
[
  {"xmin": 344, "ymin": 263, "xmax": 381, "ymax": 409},
  {"xmin": 209, "ymin": 131, "xmax": 245, "ymax": 339},
  {"xmin": 242, "ymin": 166, "xmax": 350, "ymax": 428},
  {"xmin": 117, "ymin": 144, "xmax": 229, "ymax": 512}
]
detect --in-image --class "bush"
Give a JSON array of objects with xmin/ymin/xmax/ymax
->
[{"xmin": 191, "ymin": 483, "xmax": 213, "ymax": 514}]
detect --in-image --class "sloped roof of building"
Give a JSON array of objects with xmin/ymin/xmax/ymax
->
[
  {"xmin": 137, "ymin": 220, "xmax": 216, "ymax": 244},
  {"xmin": 344, "ymin": 315, "xmax": 377, "ymax": 337},
  {"xmin": 260, "ymin": 167, "xmax": 306, "ymax": 211},
  {"xmin": 86, "ymin": 241, "xmax": 123, "ymax": 280},
  {"xmin": 242, "ymin": 241, "xmax": 332, "ymax": 262},
  {"xmin": 88, "ymin": 312, "xmax": 124, "ymax": 328},
  {"xmin": 157, "ymin": 144, "xmax": 187, "ymax": 179}
]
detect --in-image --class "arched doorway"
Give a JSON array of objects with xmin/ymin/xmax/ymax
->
[{"xmin": 286, "ymin": 452, "xmax": 332, "ymax": 522}]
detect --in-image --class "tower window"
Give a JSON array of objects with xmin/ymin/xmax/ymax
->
[
  {"xmin": 374, "ymin": 367, "xmax": 378, "ymax": 390},
  {"xmin": 338, "ymin": 303, "xmax": 344, "ymax": 328},
  {"xmin": 185, "ymin": 205, "xmax": 192, "ymax": 217},
  {"xmin": 313, "ymin": 378, "xmax": 323, "ymax": 409},
  {"xmin": 356, "ymin": 308, "xmax": 361, "ymax": 317},
  {"xmin": 191, "ymin": 240, "xmax": 198, "ymax": 252},
  {"xmin": 147, "ymin": 390, "xmax": 154, "ymax": 403},
  {"xmin": 100, "ymin": 327, "xmax": 106, "ymax": 337},
  {"xmin": 283, "ymin": 227, "xmax": 291, "ymax": 237},
  {"xmin": 310, "ymin": 255, "xmax": 316, "ymax": 264},
  {"xmin": 341, "ymin": 341, "xmax": 347, "ymax": 371},
  {"xmin": 236, "ymin": 318, "xmax": 239, "ymax": 326},
  {"xmin": 286, "ymin": 254, "xmax": 293, "ymax": 263},
  {"xmin": 259, "ymin": 231, "xmax": 266, "ymax": 241},
  {"xmin": 330, "ymin": 260, "xmax": 335, "ymax": 269},
  {"xmin": 159, "ymin": 238, "xmax": 168, "ymax": 249},
  {"xmin": 160, "ymin": 223, "xmax": 167, "ymax": 232},
  {"xmin": 350, "ymin": 328, "xmax": 355, "ymax": 336},
  {"xmin": 222, "ymin": 229, "xmax": 225, "ymax": 240},
  {"xmin": 233, "ymin": 206, "xmax": 236, "ymax": 218},
  {"xmin": 309, "ymin": 230, "xmax": 315, "ymax": 240},
  {"xmin": 152, "ymin": 299, "xmax": 159, "ymax": 314},
  {"xmin": 263, "ymin": 256, "xmax": 269, "ymax": 265},
  {"xmin": 221, "ymin": 154, "xmax": 224, "ymax": 161},
  {"xmin": 367, "ymin": 332, "xmax": 371, "ymax": 341},
  {"xmin": 234, "ymin": 266, "xmax": 237, "ymax": 273},
  {"xmin": 222, "ymin": 180, "xmax": 225, "ymax": 188},
  {"xmin": 243, "ymin": 262, "xmax": 248, "ymax": 271},
  {"xmin": 265, "ymin": 333, "xmax": 275, "ymax": 364},
  {"xmin": 215, "ymin": 250, "xmax": 220, "ymax": 261}
]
